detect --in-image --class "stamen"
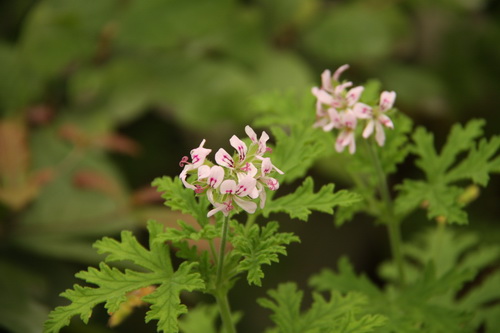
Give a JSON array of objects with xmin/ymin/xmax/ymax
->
[{"xmin": 179, "ymin": 156, "xmax": 190, "ymax": 167}]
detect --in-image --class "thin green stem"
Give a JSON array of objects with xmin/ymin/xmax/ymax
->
[
  {"xmin": 215, "ymin": 291, "xmax": 236, "ymax": 333},
  {"xmin": 216, "ymin": 215, "xmax": 230, "ymax": 287},
  {"xmin": 215, "ymin": 214, "xmax": 237, "ymax": 333},
  {"xmin": 365, "ymin": 139, "xmax": 406, "ymax": 285}
]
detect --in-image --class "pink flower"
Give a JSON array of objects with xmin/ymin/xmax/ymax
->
[
  {"xmin": 335, "ymin": 111, "xmax": 358, "ymax": 154},
  {"xmin": 207, "ymin": 176, "xmax": 257, "ymax": 217},
  {"xmin": 362, "ymin": 91, "xmax": 396, "ymax": 146}
]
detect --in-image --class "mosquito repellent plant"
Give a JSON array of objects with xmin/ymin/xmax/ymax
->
[{"xmin": 44, "ymin": 65, "xmax": 500, "ymax": 333}]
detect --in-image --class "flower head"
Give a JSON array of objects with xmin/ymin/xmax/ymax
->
[
  {"xmin": 311, "ymin": 65, "xmax": 397, "ymax": 153},
  {"xmin": 179, "ymin": 126, "xmax": 283, "ymax": 217}
]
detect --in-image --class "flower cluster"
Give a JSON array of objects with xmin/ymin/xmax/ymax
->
[
  {"xmin": 312, "ymin": 64, "xmax": 396, "ymax": 154},
  {"xmin": 179, "ymin": 126, "xmax": 283, "ymax": 217}
]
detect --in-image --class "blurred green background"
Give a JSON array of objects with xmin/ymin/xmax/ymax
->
[{"xmin": 1, "ymin": 0, "xmax": 499, "ymax": 332}]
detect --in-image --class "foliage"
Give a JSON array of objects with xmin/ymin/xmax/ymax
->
[
  {"xmin": 395, "ymin": 119, "xmax": 500, "ymax": 224},
  {"xmin": 310, "ymin": 226, "xmax": 500, "ymax": 333},
  {"xmin": 232, "ymin": 221, "xmax": 299, "ymax": 286},
  {"xmin": 44, "ymin": 221, "xmax": 204, "ymax": 333},
  {"xmin": 258, "ymin": 283, "xmax": 386, "ymax": 333}
]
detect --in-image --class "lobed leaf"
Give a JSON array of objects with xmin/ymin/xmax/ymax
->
[
  {"xmin": 232, "ymin": 221, "xmax": 299, "ymax": 286},
  {"xmin": 44, "ymin": 220, "xmax": 205, "ymax": 333},
  {"xmin": 264, "ymin": 177, "xmax": 361, "ymax": 221},
  {"xmin": 152, "ymin": 176, "xmax": 209, "ymax": 226}
]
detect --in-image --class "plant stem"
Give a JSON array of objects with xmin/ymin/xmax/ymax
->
[
  {"xmin": 215, "ymin": 291, "xmax": 236, "ymax": 333},
  {"xmin": 215, "ymin": 215, "xmax": 237, "ymax": 333},
  {"xmin": 365, "ymin": 140, "xmax": 406, "ymax": 285},
  {"xmin": 216, "ymin": 215, "xmax": 230, "ymax": 287}
]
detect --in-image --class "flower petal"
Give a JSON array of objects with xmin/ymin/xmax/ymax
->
[
  {"xmin": 197, "ymin": 165, "xmax": 210, "ymax": 179},
  {"xmin": 375, "ymin": 121, "xmax": 386, "ymax": 146},
  {"xmin": 321, "ymin": 69, "xmax": 333, "ymax": 92},
  {"xmin": 379, "ymin": 91, "xmax": 396, "ymax": 112},
  {"xmin": 333, "ymin": 64, "xmax": 350, "ymax": 81},
  {"xmin": 346, "ymin": 86, "xmax": 364, "ymax": 106},
  {"xmin": 352, "ymin": 103, "xmax": 372, "ymax": 119},
  {"xmin": 190, "ymin": 139, "xmax": 211, "ymax": 167},
  {"xmin": 235, "ymin": 176, "xmax": 256, "ymax": 197},
  {"xmin": 233, "ymin": 196, "xmax": 257, "ymax": 214},
  {"xmin": 379, "ymin": 114, "xmax": 394, "ymax": 129},
  {"xmin": 215, "ymin": 148, "xmax": 235, "ymax": 168},
  {"xmin": 245, "ymin": 125, "xmax": 258, "ymax": 143},
  {"xmin": 220, "ymin": 179, "xmax": 237, "ymax": 194},
  {"xmin": 362, "ymin": 120, "xmax": 375, "ymax": 139},
  {"xmin": 312, "ymin": 87, "xmax": 334, "ymax": 105},
  {"xmin": 208, "ymin": 165, "xmax": 225, "ymax": 188},
  {"xmin": 230, "ymin": 135, "xmax": 247, "ymax": 161}
]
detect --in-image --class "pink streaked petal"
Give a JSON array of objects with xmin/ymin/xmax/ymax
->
[
  {"xmin": 375, "ymin": 121, "xmax": 386, "ymax": 146},
  {"xmin": 230, "ymin": 135, "xmax": 247, "ymax": 161},
  {"xmin": 362, "ymin": 120, "xmax": 375, "ymax": 139},
  {"xmin": 190, "ymin": 139, "xmax": 211, "ymax": 167},
  {"xmin": 379, "ymin": 91, "xmax": 396, "ymax": 112},
  {"xmin": 333, "ymin": 64, "xmax": 350, "ymax": 81},
  {"xmin": 261, "ymin": 158, "xmax": 273, "ymax": 175},
  {"xmin": 208, "ymin": 165, "xmax": 225, "ymax": 188},
  {"xmin": 335, "ymin": 130, "xmax": 350, "ymax": 152},
  {"xmin": 233, "ymin": 196, "xmax": 257, "ymax": 214},
  {"xmin": 265, "ymin": 177, "xmax": 280, "ymax": 191},
  {"xmin": 220, "ymin": 179, "xmax": 237, "ymax": 194},
  {"xmin": 215, "ymin": 148, "xmax": 235, "ymax": 168},
  {"xmin": 352, "ymin": 103, "xmax": 372, "ymax": 119},
  {"xmin": 312, "ymin": 87, "xmax": 335, "ymax": 105},
  {"xmin": 258, "ymin": 131, "xmax": 270, "ymax": 155},
  {"xmin": 321, "ymin": 69, "xmax": 333, "ymax": 92},
  {"xmin": 235, "ymin": 176, "xmax": 257, "ymax": 197},
  {"xmin": 327, "ymin": 108, "xmax": 342, "ymax": 128},
  {"xmin": 240, "ymin": 162, "xmax": 258, "ymax": 177},
  {"xmin": 346, "ymin": 86, "xmax": 364, "ymax": 106},
  {"xmin": 378, "ymin": 114, "xmax": 394, "ymax": 129},
  {"xmin": 245, "ymin": 125, "xmax": 258, "ymax": 143},
  {"xmin": 342, "ymin": 110, "xmax": 357, "ymax": 130}
]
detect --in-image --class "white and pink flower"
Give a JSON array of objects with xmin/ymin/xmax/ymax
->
[
  {"xmin": 179, "ymin": 126, "xmax": 283, "ymax": 217},
  {"xmin": 311, "ymin": 65, "xmax": 397, "ymax": 154}
]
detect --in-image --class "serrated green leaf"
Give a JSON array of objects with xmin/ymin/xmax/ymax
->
[
  {"xmin": 232, "ymin": 221, "xmax": 299, "ymax": 286},
  {"xmin": 257, "ymin": 283, "xmax": 304, "ymax": 333},
  {"xmin": 395, "ymin": 119, "xmax": 500, "ymax": 224},
  {"xmin": 155, "ymin": 220, "xmax": 219, "ymax": 244},
  {"xmin": 44, "ymin": 220, "xmax": 205, "ymax": 333},
  {"xmin": 259, "ymin": 282, "xmax": 386, "ymax": 333},
  {"xmin": 264, "ymin": 177, "xmax": 361, "ymax": 221},
  {"xmin": 143, "ymin": 262, "xmax": 205, "ymax": 333},
  {"xmin": 152, "ymin": 176, "xmax": 209, "ymax": 226}
]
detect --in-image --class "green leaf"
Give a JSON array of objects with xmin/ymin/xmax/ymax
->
[
  {"xmin": 264, "ymin": 177, "xmax": 361, "ymax": 221},
  {"xmin": 44, "ymin": 220, "xmax": 205, "ymax": 333},
  {"xmin": 258, "ymin": 282, "xmax": 386, "ymax": 333},
  {"xmin": 154, "ymin": 220, "xmax": 219, "ymax": 244},
  {"xmin": 379, "ymin": 227, "xmax": 500, "ymax": 332},
  {"xmin": 152, "ymin": 176, "xmax": 209, "ymax": 226},
  {"xmin": 257, "ymin": 283, "xmax": 304, "ymax": 333},
  {"xmin": 232, "ymin": 221, "xmax": 299, "ymax": 286},
  {"xmin": 395, "ymin": 119, "xmax": 500, "ymax": 224}
]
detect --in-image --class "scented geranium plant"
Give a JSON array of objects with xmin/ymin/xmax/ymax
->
[{"xmin": 44, "ymin": 65, "xmax": 500, "ymax": 333}]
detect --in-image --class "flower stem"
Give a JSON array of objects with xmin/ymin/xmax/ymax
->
[
  {"xmin": 365, "ymin": 140, "xmax": 406, "ymax": 285},
  {"xmin": 215, "ymin": 291, "xmax": 236, "ymax": 333},
  {"xmin": 215, "ymin": 215, "xmax": 236, "ymax": 333}
]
